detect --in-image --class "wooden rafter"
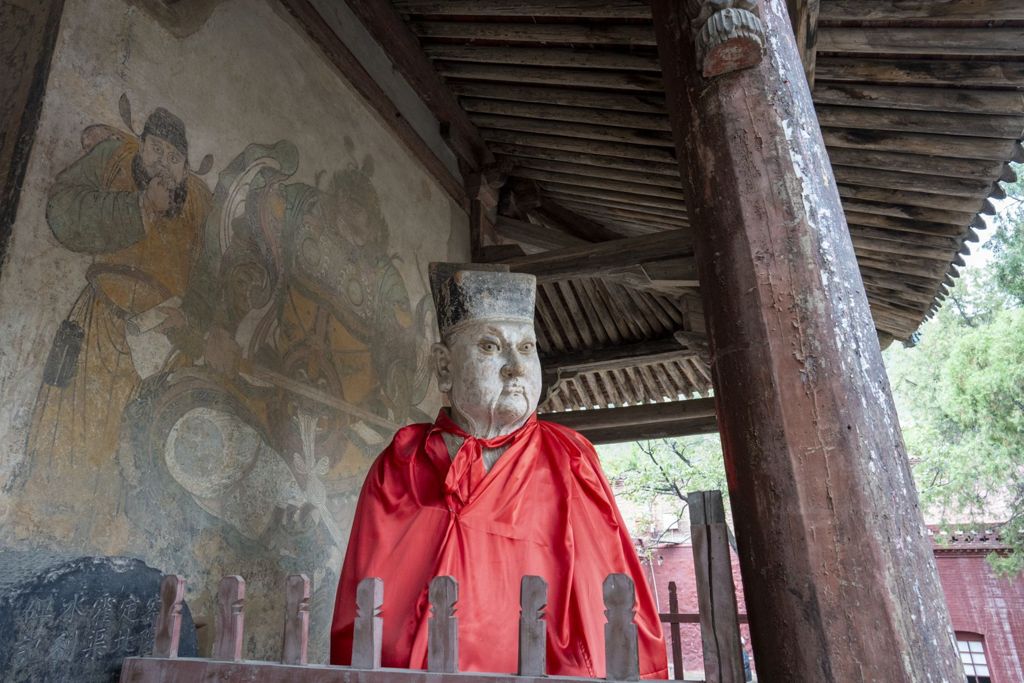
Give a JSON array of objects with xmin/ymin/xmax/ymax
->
[
  {"xmin": 342, "ymin": 0, "xmax": 493, "ymax": 171},
  {"xmin": 500, "ymin": 230, "xmax": 692, "ymax": 283}
]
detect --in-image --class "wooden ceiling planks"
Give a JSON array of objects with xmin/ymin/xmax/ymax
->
[{"xmin": 377, "ymin": 0, "xmax": 1024, "ymax": 414}]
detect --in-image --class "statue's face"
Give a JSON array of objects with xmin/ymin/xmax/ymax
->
[{"xmin": 433, "ymin": 319, "xmax": 542, "ymax": 438}]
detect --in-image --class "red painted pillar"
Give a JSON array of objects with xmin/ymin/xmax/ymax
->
[{"xmin": 650, "ymin": 1, "xmax": 963, "ymax": 680}]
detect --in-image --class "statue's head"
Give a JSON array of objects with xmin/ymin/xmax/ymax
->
[{"xmin": 429, "ymin": 263, "xmax": 542, "ymax": 438}]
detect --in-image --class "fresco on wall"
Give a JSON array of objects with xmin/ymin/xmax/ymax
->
[{"xmin": 9, "ymin": 93, "xmax": 438, "ymax": 656}]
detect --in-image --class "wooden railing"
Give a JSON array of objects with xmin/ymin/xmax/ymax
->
[
  {"xmin": 120, "ymin": 491, "xmax": 746, "ymax": 683},
  {"xmin": 120, "ymin": 572, "xmax": 653, "ymax": 683},
  {"xmin": 660, "ymin": 581, "xmax": 749, "ymax": 681}
]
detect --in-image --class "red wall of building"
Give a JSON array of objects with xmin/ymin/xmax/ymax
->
[
  {"xmin": 647, "ymin": 544, "xmax": 1024, "ymax": 681},
  {"xmin": 935, "ymin": 551, "xmax": 1024, "ymax": 682},
  {"xmin": 642, "ymin": 544, "xmax": 754, "ymax": 679}
]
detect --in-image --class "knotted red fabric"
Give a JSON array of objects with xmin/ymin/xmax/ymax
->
[{"xmin": 330, "ymin": 410, "xmax": 667, "ymax": 678}]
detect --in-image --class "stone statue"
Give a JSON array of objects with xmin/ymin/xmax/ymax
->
[
  {"xmin": 330, "ymin": 264, "xmax": 667, "ymax": 678},
  {"xmin": 428, "ymin": 263, "xmax": 542, "ymax": 468}
]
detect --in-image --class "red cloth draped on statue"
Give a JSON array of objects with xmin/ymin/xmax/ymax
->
[{"xmin": 330, "ymin": 410, "xmax": 668, "ymax": 678}]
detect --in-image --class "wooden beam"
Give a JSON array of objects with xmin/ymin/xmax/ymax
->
[
  {"xmin": 423, "ymin": 45, "xmax": 661, "ymax": 71},
  {"xmin": 813, "ymin": 83, "xmax": 1024, "ymax": 117},
  {"xmin": 280, "ymin": 0, "xmax": 467, "ymax": 208},
  {"xmin": 538, "ymin": 181, "xmax": 688, "ymax": 212},
  {"xmin": 502, "ymin": 157, "xmax": 682, "ymax": 189},
  {"xmin": 489, "ymin": 142, "xmax": 679, "ymax": 176},
  {"xmin": 544, "ymin": 192, "xmax": 689, "ymax": 222},
  {"xmin": 838, "ymin": 198, "xmax": 976, "ymax": 227},
  {"xmin": 689, "ymin": 490, "xmax": 745, "ymax": 683},
  {"xmin": 515, "ymin": 168, "xmax": 688, "ymax": 202},
  {"xmin": 411, "ymin": 22, "xmax": 657, "ymax": 46},
  {"xmin": 394, "ymin": 0, "xmax": 652, "ymax": 19},
  {"xmin": 532, "ymin": 198, "xmax": 628, "ymax": 242},
  {"xmin": 542, "ymin": 334, "xmax": 696, "ymax": 375},
  {"xmin": 837, "ymin": 184, "xmax": 991, "ymax": 215},
  {"xmin": 494, "ymin": 215, "xmax": 589, "ymax": 251},
  {"xmin": 823, "ymin": 127, "xmax": 1021, "ymax": 161},
  {"xmin": 833, "ymin": 165, "xmax": 995, "ymax": 198},
  {"xmin": 343, "ymin": 0, "xmax": 492, "ymax": 170},
  {"xmin": 542, "ymin": 397, "xmax": 718, "ymax": 443},
  {"xmin": 817, "ymin": 105, "xmax": 1024, "ymax": 140},
  {"xmin": 450, "ymin": 81, "xmax": 666, "ymax": 114},
  {"xmin": 821, "ymin": 0, "xmax": 1024, "ymax": 21},
  {"xmin": 482, "ymin": 130, "xmax": 676, "ymax": 163},
  {"xmin": 815, "ymin": 57, "xmax": 1024, "ymax": 89},
  {"xmin": 561, "ymin": 213, "xmax": 686, "ymax": 235},
  {"xmin": 818, "ymin": 27, "xmax": 1024, "ymax": 57},
  {"xmin": 653, "ymin": 0, "xmax": 962, "ymax": 680},
  {"xmin": 847, "ymin": 225, "xmax": 959, "ymax": 252},
  {"xmin": 846, "ymin": 211, "xmax": 967, "ymax": 239},
  {"xmin": 826, "ymin": 148, "xmax": 1004, "ymax": 181},
  {"xmin": 562, "ymin": 205, "xmax": 689, "ymax": 232},
  {"xmin": 787, "ymin": 0, "xmax": 820, "ymax": 87},
  {"xmin": 437, "ymin": 62, "xmax": 664, "ymax": 92},
  {"xmin": 500, "ymin": 229, "xmax": 692, "ymax": 282},
  {"xmin": 462, "ymin": 98, "xmax": 670, "ymax": 132},
  {"xmin": 473, "ymin": 114, "xmax": 675, "ymax": 148}
]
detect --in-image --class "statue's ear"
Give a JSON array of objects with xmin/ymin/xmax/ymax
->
[{"xmin": 431, "ymin": 342, "xmax": 452, "ymax": 393}]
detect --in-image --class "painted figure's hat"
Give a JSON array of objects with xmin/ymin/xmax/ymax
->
[
  {"xmin": 429, "ymin": 262, "xmax": 536, "ymax": 338},
  {"xmin": 142, "ymin": 107, "xmax": 188, "ymax": 158}
]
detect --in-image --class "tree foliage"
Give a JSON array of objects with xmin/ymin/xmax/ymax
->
[
  {"xmin": 887, "ymin": 165, "xmax": 1024, "ymax": 574},
  {"xmin": 602, "ymin": 434, "xmax": 728, "ymax": 543}
]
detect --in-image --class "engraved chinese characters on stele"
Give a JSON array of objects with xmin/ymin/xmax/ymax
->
[{"xmin": 0, "ymin": 553, "xmax": 198, "ymax": 683}]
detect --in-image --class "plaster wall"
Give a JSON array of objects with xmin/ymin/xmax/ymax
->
[{"xmin": 0, "ymin": 0, "xmax": 467, "ymax": 661}]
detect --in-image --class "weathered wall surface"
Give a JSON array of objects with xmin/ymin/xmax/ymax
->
[
  {"xmin": 936, "ymin": 553, "xmax": 1024, "ymax": 682},
  {"xmin": 0, "ymin": 0, "xmax": 467, "ymax": 662}
]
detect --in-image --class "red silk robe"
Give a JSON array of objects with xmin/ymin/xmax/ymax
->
[{"xmin": 330, "ymin": 411, "xmax": 667, "ymax": 678}]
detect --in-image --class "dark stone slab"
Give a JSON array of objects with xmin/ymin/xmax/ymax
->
[{"xmin": 0, "ymin": 552, "xmax": 198, "ymax": 683}]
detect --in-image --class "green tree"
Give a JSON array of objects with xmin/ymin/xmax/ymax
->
[
  {"xmin": 886, "ymin": 164, "xmax": 1024, "ymax": 574},
  {"xmin": 602, "ymin": 434, "xmax": 729, "ymax": 543}
]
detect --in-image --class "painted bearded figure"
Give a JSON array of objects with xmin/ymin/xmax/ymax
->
[
  {"xmin": 16, "ymin": 106, "xmax": 212, "ymax": 544},
  {"xmin": 330, "ymin": 264, "xmax": 668, "ymax": 678}
]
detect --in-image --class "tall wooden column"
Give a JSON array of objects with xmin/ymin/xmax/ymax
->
[{"xmin": 651, "ymin": 1, "xmax": 962, "ymax": 680}]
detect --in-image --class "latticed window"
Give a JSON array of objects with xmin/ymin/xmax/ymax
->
[{"xmin": 957, "ymin": 636, "xmax": 991, "ymax": 683}]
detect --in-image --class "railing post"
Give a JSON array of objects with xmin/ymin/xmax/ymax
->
[
  {"xmin": 603, "ymin": 573, "xmax": 639, "ymax": 681},
  {"xmin": 518, "ymin": 575, "xmax": 547, "ymax": 676},
  {"xmin": 213, "ymin": 575, "xmax": 246, "ymax": 662},
  {"xmin": 428, "ymin": 576, "xmax": 459, "ymax": 673},
  {"xmin": 353, "ymin": 577, "xmax": 384, "ymax": 669},
  {"xmin": 152, "ymin": 575, "xmax": 185, "ymax": 658},
  {"xmin": 667, "ymin": 581, "xmax": 685, "ymax": 680},
  {"xmin": 689, "ymin": 491, "xmax": 743, "ymax": 683},
  {"xmin": 281, "ymin": 574, "xmax": 310, "ymax": 666}
]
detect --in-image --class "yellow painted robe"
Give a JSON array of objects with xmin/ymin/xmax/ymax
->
[{"xmin": 15, "ymin": 136, "xmax": 211, "ymax": 547}]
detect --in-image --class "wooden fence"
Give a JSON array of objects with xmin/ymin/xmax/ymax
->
[{"xmin": 119, "ymin": 491, "xmax": 746, "ymax": 683}]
